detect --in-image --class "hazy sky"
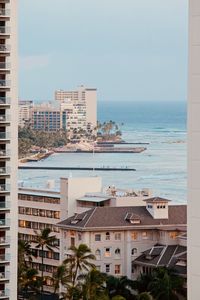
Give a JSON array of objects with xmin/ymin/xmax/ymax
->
[{"xmin": 19, "ymin": 0, "xmax": 188, "ymax": 102}]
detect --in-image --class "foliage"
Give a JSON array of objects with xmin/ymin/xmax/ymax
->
[
  {"xmin": 95, "ymin": 120, "xmax": 123, "ymax": 141},
  {"xmin": 136, "ymin": 292, "xmax": 153, "ymax": 300},
  {"xmin": 105, "ymin": 275, "xmax": 135, "ymax": 300}
]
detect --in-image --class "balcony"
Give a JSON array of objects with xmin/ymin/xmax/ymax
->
[
  {"xmin": 0, "ymin": 236, "xmax": 9, "ymax": 245},
  {"xmin": 0, "ymin": 167, "xmax": 9, "ymax": 177},
  {"xmin": 0, "ymin": 133, "xmax": 10, "ymax": 141},
  {"xmin": 0, "ymin": 271, "xmax": 9, "ymax": 281},
  {"xmin": 0, "ymin": 63, "xmax": 10, "ymax": 72},
  {"xmin": 0, "ymin": 27, "xmax": 10, "ymax": 35},
  {"xmin": 0, "ymin": 254, "xmax": 9, "ymax": 263},
  {"xmin": 0, "ymin": 202, "xmax": 10, "ymax": 210},
  {"xmin": 0, "ymin": 115, "xmax": 10, "ymax": 124},
  {"xmin": 0, "ymin": 290, "xmax": 8, "ymax": 299},
  {"xmin": 0, "ymin": 80, "xmax": 10, "ymax": 89},
  {"xmin": 0, "ymin": 9, "xmax": 10, "ymax": 17},
  {"xmin": 0, "ymin": 97, "xmax": 10, "ymax": 106},
  {"xmin": 0, "ymin": 45, "xmax": 10, "ymax": 53},
  {"xmin": 0, "ymin": 184, "xmax": 10, "ymax": 193},
  {"xmin": 0, "ymin": 150, "xmax": 9, "ymax": 158}
]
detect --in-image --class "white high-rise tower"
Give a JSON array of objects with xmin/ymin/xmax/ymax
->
[
  {"xmin": 188, "ymin": 0, "xmax": 200, "ymax": 299},
  {"xmin": 0, "ymin": 0, "xmax": 18, "ymax": 298}
]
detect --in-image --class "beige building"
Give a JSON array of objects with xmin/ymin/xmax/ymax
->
[
  {"xmin": 58, "ymin": 198, "xmax": 186, "ymax": 283},
  {"xmin": 19, "ymin": 100, "xmax": 33, "ymax": 128},
  {"xmin": 188, "ymin": 0, "xmax": 200, "ymax": 298},
  {"xmin": 0, "ymin": 0, "xmax": 18, "ymax": 298},
  {"xmin": 30, "ymin": 102, "xmax": 61, "ymax": 132},
  {"xmin": 55, "ymin": 85, "xmax": 97, "ymax": 131}
]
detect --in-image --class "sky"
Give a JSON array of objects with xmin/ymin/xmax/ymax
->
[{"xmin": 19, "ymin": 0, "xmax": 188, "ymax": 102}]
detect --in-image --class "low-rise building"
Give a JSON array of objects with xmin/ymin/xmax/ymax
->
[{"xmin": 58, "ymin": 197, "xmax": 186, "ymax": 281}]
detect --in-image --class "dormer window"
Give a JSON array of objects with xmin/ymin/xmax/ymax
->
[{"xmin": 125, "ymin": 213, "xmax": 141, "ymax": 224}]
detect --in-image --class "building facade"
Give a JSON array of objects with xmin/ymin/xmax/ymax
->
[
  {"xmin": 58, "ymin": 198, "xmax": 186, "ymax": 282},
  {"xmin": 0, "ymin": 0, "xmax": 18, "ymax": 298},
  {"xmin": 188, "ymin": 1, "xmax": 200, "ymax": 298},
  {"xmin": 55, "ymin": 85, "xmax": 97, "ymax": 131},
  {"xmin": 30, "ymin": 102, "xmax": 61, "ymax": 132},
  {"xmin": 19, "ymin": 100, "xmax": 33, "ymax": 128}
]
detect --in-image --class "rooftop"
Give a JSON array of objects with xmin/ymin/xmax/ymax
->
[
  {"xmin": 18, "ymin": 188, "xmax": 60, "ymax": 199},
  {"xmin": 58, "ymin": 204, "xmax": 187, "ymax": 230},
  {"xmin": 143, "ymin": 197, "xmax": 171, "ymax": 203}
]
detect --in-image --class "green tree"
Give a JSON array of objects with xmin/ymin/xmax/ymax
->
[
  {"xmin": 33, "ymin": 228, "xmax": 58, "ymax": 294},
  {"xmin": 136, "ymin": 292, "xmax": 153, "ymax": 300},
  {"xmin": 79, "ymin": 269, "xmax": 107, "ymax": 300},
  {"xmin": 18, "ymin": 268, "xmax": 42, "ymax": 299},
  {"xmin": 148, "ymin": 268, "xmax": 184, "ymax": 300},
  {"xmin": 53, "ymin": 264, "xmax": 70, "ymax": 295},
  {"xmin": 105, "ymin": 275, "xmax": 134, "ymax": 300},
  {"xmin": 63, "ymin": 244, "xmax": 95, "ymax": 288}
]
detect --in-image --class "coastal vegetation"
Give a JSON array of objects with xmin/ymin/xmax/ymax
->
[
  {"xmin": 18, "ymin": 234, "xmax": 186, "ymax": 300},
  {"xmin": 18, "ymin": 121, "xmax": 123, "ymax": 158}
]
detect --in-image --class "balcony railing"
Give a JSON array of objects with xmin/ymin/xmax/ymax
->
[
  {"xmin": 0, "ymin": 27, "xmax": 10, "ymax": 34},
  {"xmin": 0, "ymin": 219, "xmax": 5, "ymax": 226},
  {"xmin": 0, "ymin": 184, "xmax": 10, "ymax": 192},
  {"xmin": 0, "ymin": 97, "xmax": 10, "ymax": 105},
  {"xmin": 0, "ymin": 132, "xmax": 10, "ymax": 139},
  {"xmin": 0, "ymin": 44, "xmax": 10, "ymax": 52},
  {"xmin": 0, "ymin": 254, "xmax": 9, "ymax": 262},
  {"xmin": 0, "ymin": 150, "xmax": 9, "ymax": 157},
  {"xmin": 0, "ymin": 290, "xmax": 7, "ymax": 297},
  {"xmin": 0, "ymin": 115, "xmax": 10, "ymax": 122},
  {"xmin": 0, "ymin": 236, "xmax": 9, "ymax": 244},
  {"xmin": 0, "ymin": 80, "xmax": 10, "ymax": 87},
  {"xmin": 0, "ymin": 167, "xmax": 9, "ymax": 174},
  {"xmin": 0, "ymin": 9, "xmax": 10, "ymax": 16},
  {"xmin": 0, "ymin": 272, "xmax": 8, "ymax": 280},
  {"xmin": 0, "ymin": 63, "xmax": 10, "ymax": 70}
]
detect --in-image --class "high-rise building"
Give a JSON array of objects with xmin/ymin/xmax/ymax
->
[
  {"xmin": 188, "ymin": 1, "xmax": 200, "ymax": 299},
  {"xmin": 55, "ymin": 85, "xmax": 97, "ymax": 131},
  {"xmin": 19, "ymin": 100, "xmax": 33, "ymax": 128},
  {"xmin": 0, "ymin": 0, "xmax": 18, "ymax": 298}
]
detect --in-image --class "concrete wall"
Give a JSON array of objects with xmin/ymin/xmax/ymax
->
[{"xmin": 188, "ymin": 1, "xmax": 200, "ymax": 298}]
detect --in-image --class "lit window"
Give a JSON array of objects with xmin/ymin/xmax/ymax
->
[
  {"xmin": 105, "ymin": 248, "xmax": 111, "ymax": 257},
  {"xmin": 169, "ymin": 232, "xmax": 178, "ymax": 239},
  {"xmin": 95, "ymin": 234, "xmax": 101, "ymax": 241},
  {"xmin": 115, "ymin": 233, "xmax": 121, "ymax": 240},
  {"xmin": 131, "ymin": 232, "xmax": 138, "ymax": 240},
  {"xmin": 142, "ymin": 232, "xmax": 148, "ymax": 239},
  {"xmin": 115, "ymin": 264, "xmax": 121, "ymax": 274}
]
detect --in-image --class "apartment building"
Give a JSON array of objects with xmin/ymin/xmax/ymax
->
[
  {"xmin": 58, "ymin": 198, "xmax": 187, "ymax": 283},
  {"xmin": 0, "ymin": 0, "xmax": 18, "ymax": 298},
  {"xmin": 19, "ymin": 100, "xmax": 33, "ymax": 128},
  {"xmin": 30, "ymin": 102, "xmax": 61, "ymax": 132},
  {"xmin": 188, "ymin": 1, "xmax": 200, "ymax": 299},
  {"xmin": 55, "ymin": 85, "xmax": 97, "ymax": 131},
  {"xmin": 18, "ymin": 188, "xmax": 63, "ymax": 287}
]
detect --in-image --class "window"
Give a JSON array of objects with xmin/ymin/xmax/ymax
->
[
  {"xmin": 105, "ymin": 248, "xmax": 111, "ymax": 257},
  {"xmin": 105, "ymin": 264, "xmax": 110, "ymax": 273},
  {"xmin": 71, "ymin": 237, "xmax": 75, "ymax": 247},
  {"xmin": 131, "ymin": 232, "xmax": 138, "ymax": 240},
  {"xmin": 95, "ymin": 249, "xmax": 101, "ymax": 260},
  {"xmin": 95, "ymin": 234, "xmax": 101, "ymax": 241},
  {"xmin": 169, "ymin": 231, "xmax": 178, "ymax": 239},
  {"xmin": 115, "ymin": 248, "xmax": 121, "ymax": 259},
  {"xmin": 96, "ymin": 265, "xmax": 101, "ymax": 271},
  {"xmin": 105, "ymin": 232, "xmax": 110, "ymax": 240},
  {"xmin": 142, "ymin": 232, "xmax": 148, "ymax": 239},
  {"xmin": 115, "ymin": 264, "xmax": 121, "ymax": 274},
  {"xmin": 115, "ymin": 233, "xmax": 121, "ymax": 240},
  {"xmin": 131, "ymin": 262, "xmax": 135, "ymax": 274},
  {"xmin": 78, "ymin": 233, "xmax": 82, "ymax": 241},
  {"xmin": 131, "ymin": 248, "xmax": 137, "ymax": 255}
]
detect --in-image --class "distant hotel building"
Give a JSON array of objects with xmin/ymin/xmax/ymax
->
[
  {"xmin": 55, "ymin": 85, "xmax": 97, "ymax": 132},
  {"xmin": 30, "ymin": 102, "xmax": 61, "ymax": 132},
  {"xmin": 19, "ymin": 100, "xmax": 33, "ymax": 127},
  {"xmin": 0, "ymin": 0, "xmax": 18, "ymax": 298}
]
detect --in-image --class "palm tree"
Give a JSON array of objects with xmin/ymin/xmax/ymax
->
[
  {"xmin": 148, "ymin": 267, "xmax": 184, "ymax": 300},
  {"xmin": 105, "ymin": 275, "xmax": 135, "ymax": 300},
  {"xmin": 134, "ymin": 273, "xmax": 153, "ymax": 294},
  {"xmin": 79, "ymin": 269, "xmax": 107, "ymax": 300},
  {"xmin": 18, "ymin": 239, "xmax": 33, "ymax": 268},
  {"xmin": 33, "ymin": 228, "xmax": 58, "ymax": 294},
  {"xmin": 18, "ymin": 268, "xmax": 41, "ymax": 299},
  {"xmin": 53, "ymin": 264, "xmax": 70, "ymax": 295},
  {"xmin": 63, "ymin": 244, "xmax": 96, "ymax": 288}
]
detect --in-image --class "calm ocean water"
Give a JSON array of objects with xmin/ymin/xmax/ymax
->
[{"xmin": 19, "ymin": 101, "xmax": 187, "ymax": 203}]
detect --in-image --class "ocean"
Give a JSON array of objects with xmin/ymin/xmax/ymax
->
[{"xmin": 19, "ymin": 101, "xmax": 187, "ymax": 203}]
